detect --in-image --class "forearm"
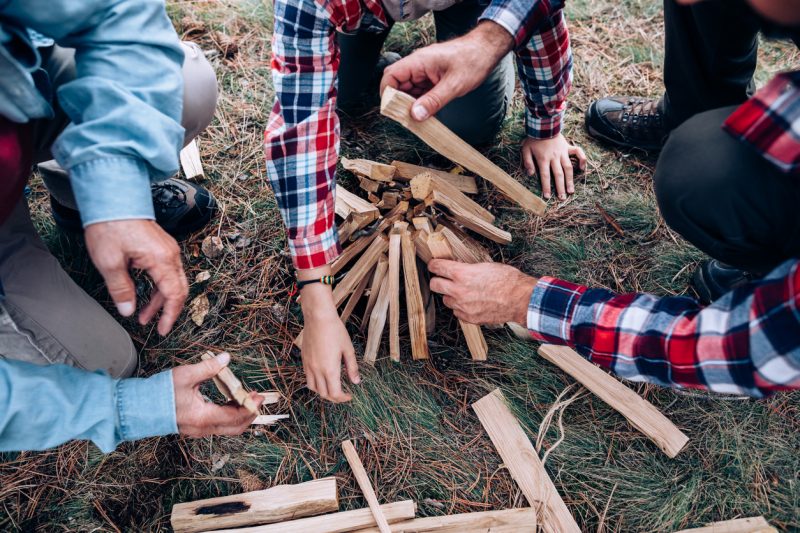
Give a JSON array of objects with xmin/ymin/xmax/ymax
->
[{"xmin": 0, "ymin": 359, "xmax": 177, "ymax": 452}]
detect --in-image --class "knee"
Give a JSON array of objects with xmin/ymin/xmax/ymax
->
[
  {"xmin": 99, "ymin": 325, "xmax": 139, "ymax": 379},
  {"xmin": 180, "ymin": 41, "xmax": 218, "ymax": 144}
]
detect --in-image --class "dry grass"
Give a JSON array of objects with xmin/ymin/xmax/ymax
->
[{"xmin": 2, "ymin": 0, "xmax": 798, "ymax": 531}]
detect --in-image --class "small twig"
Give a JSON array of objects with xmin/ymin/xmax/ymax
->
[{"xmin": 595, "ymin": 202, "xmax": 625, "ymax": 237}]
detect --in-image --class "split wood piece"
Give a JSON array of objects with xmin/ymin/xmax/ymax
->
[
  {"xmin": 342, "ymin": 440, "xmax": 392, "ymax": 533},
  {"xmin": 361, "ymin": 255, "xmax": 389, "ymax": 330},
  {"xmin": 381, "ymin": 88, "xmax": 546, "ymax": 216},
  {"xmin": 436, "ymin": 220, "xmax": 493, "ymax": 263},
  {"xmin": 364, "ymin": 274, "xmax": 391, "ymax": 364},
  {"xmin": 341, "ymin": 264, "xmax": 375, "ymax": 324},
  {"xmin": 352, "ymin": 508, "xmax": 537, "ymax": 533},
  {"xmin": 336, "ymin": 185, "xmax": 380, "ymax": 223},
  {"xmin": 391, "ymin": 160, "xmax": 478, "ymax": 195},
  {"xmin": 339, "ymin": 214, "xmax": 366, "ymax": 244},
  {"xmin": 252, "ymin": 414, "xmax": 290, "ymax": 425},
  {"xmin": 342, "ymin": 157, "xmax": 397, "ymax": 182},
  {"xmin": 200, "ymin": 352, "xmax": 259, "ymax": 415},
  {"xmin": 401, "ymin": 227, "xmax": 429, "ymax": 360},
  {"xmin": 418, "ymin": 262, "xmax": 435, "ymax": 335},
  {"xmin": 410, "ymin": 172, "xmax": 494, "ymax": 222},
  {"xmin": 388, "ymin": 224, "xmax": 404, "ymax": 362},
  {"xmin": 472, "ymin": 389, "xmax": 580, "ymax": 533},
  {"xmin": 537, "ymin": 344, "xmax": 689, "ymax": 458},
  {"xmin": 331, "ymin": 202, "xmax": 408, "ymax": 275},
  {"xmin": 170, "ymin": 477, "xmax": 338, "ymax": 533},
  {"xmin": 426, "ymin": 233, "xmax": 487, "ymax": 361},
  {"xmin": 179, "ymin": 139, "xmax": 204, "ymax": 179},
  {"xmin": 333, "ymin": 235, "xmax": 389, "ymax": 308},
  {"xmin": 381, "ymin": 191, "xmax": 400, "ymax": 209},
  {"xmin": 675, "ymin": 516, "xmax": 775, "ymax": 533},
  {"xmin": 209, "ymin": 501, "xmax": 417, "ymax": 533},
  {"xmin": 411, "ymin": 216, "xmax": 433, "ymax": 233},
  {"xmin": 412, "ymin": 230, "xmax": 433, "ymax": 264},
  {"xmin": 359, "ymin": 176, "xmax": 382, "ymax": 194},
  {"xmin": 256, "ymin": 392, "xmax": 282, "ymax": 405}
]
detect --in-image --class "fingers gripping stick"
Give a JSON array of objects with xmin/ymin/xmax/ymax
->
[{"xmin": 200, "ymin": 351, "xmax": 260, "ymax": 414}]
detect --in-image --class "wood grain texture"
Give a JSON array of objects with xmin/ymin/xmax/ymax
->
[
  {"xmin": 388, "ymin": 225, "xmax": 404, "ymax": 362},
  {"xmin": 342, "ymin": 157, "xmax": 397, "ymax": 182},
  {"xmin": 333, "ymin": 235, "xmax": 389, "ymax": 308},
  {"xmin": 381, "ymin": 88, "xmax": 546, "ymax": 216},
  {"xmin": 171, "ymin": 477, "xmax": 338, "ymax": 533},
  {"xmin": 208, "ymin": 501, "xmax": 417, "ymax": 533},
  {"xmin": 200, "ymin": 352, "xmax": 259, "ymax": 414},
  {"xmin": 335, "ymin": 185, "xmax": 380, "ymax": 221},
  {"xmin": 331, "ymin": 203, "xmax": 408, "ymax": 275},
  {"xmin": 351, "ymin": 507, "xmax": 537, "ymax": 533},
  {"xmin": 537, "ymin": 344, "xmax": 689, "ymax": 458},
  {"xmin": 472, "ymin": 389, "xmax": 580, "ymax": 533},
  {"xmin": 341, "ymin": 264, "xmax": 374, "ymax": 324},
  {"xmin": 179, "ymin": 139, "xmax": 204, "ymax": 179},
  {"xmin": 361, "ymin": 255, "xmax": 389, "ymax": 330},
  {"xmin": 409, "ymin": 173, "xmax": 493, "ymax": 222},
  {"xmin": 401, "ymin": 228, "xmax": 429, "ymax": 360},
  {"xmin": 436, "ymin": 220, "xmax": 493, "ymax": 263},
  {"xmin": 364, "ymin": 275, "xmax": 391, "ymax": 364},
  {"xmin": 390, "ymin": 160, "xmax": 478, "ymax": 194},
  {"xmin": 342, "ymin": 440, "xmax": 392, "ymax": 533},
  {"xmin": 675, "ymin": 516, "xmax": 775, "ymax": 533}
]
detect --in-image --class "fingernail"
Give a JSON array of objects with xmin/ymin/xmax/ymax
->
[
  {"xmin": 217, "ymin": 352, "xmax": 230, "ymax": 365},
  {"xmin": 412, "ymin": 104, "xmax": 429, "ymax": 121},
  {"xmin": 544, "ymin": 194, "xmax": 551, "ymax": 199},
  {"xmin": 116, "ymin": 301, "xmax": 135, "ymax": 316}
]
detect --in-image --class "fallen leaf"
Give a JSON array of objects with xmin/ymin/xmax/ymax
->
[
  {"xmin": 202, "ymin": 235, "xmax": 224, "ymax": 258},
  {"xmin": 195, "ymin": 270, "xmax": 211, "ymax": 283},
  {"xmin": 189, "ymin": 294, "xmax": 210, "ymax": 326}
]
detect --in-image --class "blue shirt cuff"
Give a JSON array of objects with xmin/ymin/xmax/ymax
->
[
  {"xmin": 116, "ymin": 369, "xmax": 177, "ymax": 443},
  {"xmin": 68, "ymin": 157, "xmax": 155, "ymax": 227}
]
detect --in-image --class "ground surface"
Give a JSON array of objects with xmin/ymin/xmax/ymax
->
[{"xmin": 1, "ymin": 0, "xmax": 798, "ymax": 531}]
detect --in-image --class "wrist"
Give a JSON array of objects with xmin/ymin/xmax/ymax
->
[
  {"xmin": 300, "ymin": 284, "xmax": 337, "ymax": 319},
  {"xmin": 514, "ymin": 275, "xmax": 538, "ymax": 326},
  {"xmin": 470, "ymin": 21, "xmax": 514, "ymax": 62}
]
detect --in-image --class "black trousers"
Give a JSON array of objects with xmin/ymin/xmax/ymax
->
[{"xmin": 654, "ymin": 0, "xmax": 800, "ymax": 273}]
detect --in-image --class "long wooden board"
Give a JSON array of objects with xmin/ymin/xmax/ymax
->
[
  {"xmin": 537, "ymin": 344, "xmax": 689, "ymax": 458},
  {"xmin": 472, "ymin": 389, "xmax": 580, "ymax": 533},
  {"xmin": 388, "ymin": 225, "xmax": 404, "ymax": 362},
  {"xmin": 352, "ymin": 508, "xmax": 537, "ymax": 533},
  {"xmin": 342, "ymin": 440, "xmax": 392, "ymax": 533},
  {"xmin": 675, "ymin": 516, "xmax": 775, "ymax": 533},
  {"xmin": 381, "ymin": 88, "xmax": 546, "ymax": 216},
  {"xmin": 171, "ymin": 478, "xmax": 338, "ymax": 533},
  {"xmin": 209, "ymin": 501, "xmax": 417, "ymax": 533},
  {"xmin": 401, "ymin": 228, "xmax": 429, "ymax": 360}
]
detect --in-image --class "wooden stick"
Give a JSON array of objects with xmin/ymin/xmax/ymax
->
[
  {"xmin": 332, "ymin": 203, "xmax": 408, "ymax": 275},
  {"xmin": 351, "ymin": 508, "xmax": 536, "ymax": 533},
  {"xmin": 200, "ymin": 352, "xmax": 259, "ymax": 414},
  {"xmin": 361, "ymin": 255, "xmax": 389, "ymax": 330},
  {"xmin": 341, "ymin": 264, "xmax": 374, "ymax": 324},
  {"xmin": 436, "ymin": 220, "xmax": 493, "ymax": 263},
  {"xmin": 537, "ymin": 344, "xmax": 689, "ymax": 458},
  {"xmin": 410, "ymin": 172, "xmax": 494, "ymax": 222},
  {"xmin": 251, "ymin": 414, "xmax": 289, "ymax": 425},
  {"xmin": 390, "ymin": 160, "xmax": 478, "ymax": 195},
  {"xmin": 179, "ymin": 139, "xmax": 204, "ymax": 179},
  {"xmin": 256, "ymin": 392, "xmax": 282, "ymax": 405},
  {"xmin": 170, "ymin": 477, "xmax": 338, "ymax": 533},
  {"xmin": 412, "ymin": 230, "xmax": 433, "ymax": 264},
  {"xmin": 381, "ymin": 88, "xmax": 546, "ymax": 216},
  {"xmin": 336, "ymin": 185, "xmax": 380, "ymax": 222},
  {"xmin": 472, "ymin": 389, "xmax": 580, "ymax": 533},
  {"xmin": 333, "ymin": 235, "xmax": 389, "ymax": 308},
  {"xmin": 342, "ymin": 157, "xmax": 397, "ymax": 182},
  {"xmin": 364, "ymin": 275, "xmax": 391, "ymax": 365},
  {"xmin": 401, "ymin": 228, "xmax": 429, "ymax": 360},
  {"xmin": 209, "ymin": 501, "xmax": 417, "ymax": 533},
  {"xmin": 675, "ymin": 516, "xmax": 775, "ymax": 533},
  {"xmin": 388, "ymin": 224, "xmax": 404, "ymax": 362},
  {"xmin": 342, "ymin": 440, "xmax": 392, "ymax": 533}
]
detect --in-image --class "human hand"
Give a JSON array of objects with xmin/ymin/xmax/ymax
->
[
  {"xmin": 381, "ymin": 21, "xmax": 513, "ymax": 121},
  {"xmin": 521, "ymin": 134, "xmax": 587, "ymax": 200},
  {"xmin": 299, "ymin": 276, "xmax": 361, "ymax": 403},
  {"xmin": 428, "ymin": 260, "xmax": 537, "ymax": 325},
  {"xmin": 173, "ymin": 352, "xmax": 262, "ymax": 437},
  {"xmin": 84, "ymin": 220, "xmax": 188, "ymax": 336}
]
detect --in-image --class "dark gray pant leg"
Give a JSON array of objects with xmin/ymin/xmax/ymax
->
[
  {"xmin": 336, "ymin": 28, "xmax": 392, "ymax": 113},
  {"xmin": 654, "ymin": 106, "xmax": 800, "ymax": 273}
]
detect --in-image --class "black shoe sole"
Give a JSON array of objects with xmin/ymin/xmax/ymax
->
[{"xmin": 584, "ymin": 104, "xmax": 665, "ymax": 152}]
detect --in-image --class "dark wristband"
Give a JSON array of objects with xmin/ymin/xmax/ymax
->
[{"xmin": 296, "ymin": 275, "xmax": 335, "ymax": 290}]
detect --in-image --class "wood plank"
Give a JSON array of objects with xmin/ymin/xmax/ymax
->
[
  {"xmin": 352, "ymin": 508, "xmax": 536, "ymax": 533},
  {"xmin": 537, "ymin": 344, "xmax": 690, "ymax": 458},
  {"xmin": 208, "ymin": 501, "xmax": 417, "ymax": 533},
  {"xmin": 200, "ymin": 352, "xmax": 259, "ymax": 414},
  {"xmin": 410, "ymin": 172, "xmax": 494, "ymax": 222},
  {"xmin": 388, "ymin": 224, "xmax": 404, "ymax": 362},
  {"xmin": 170, "ymin": 478, "xmax": 338, "ymax": 533},
  {"xmin": 390, "ymin": 160, "xmax": 478, "ymax": 195},
  {"xmin": 364, "ymin": 275, "xmax": 391, "ymax": 365},
  {"xmin": 381, "ymin": 88, "xmax": 546, "ymax": 216},
  {"xmin": 401, "ymin": 228, "xmax": 429, "ymax": 360},
  {"xmin": 675, "ymin": 516, "xmax": 775, "ymax": 533},
  {"xmin": 333, "ymin": 235, "xmax": 389, "ymax": 308},
  {"xmin": 342, "ymin": 157, "xmax": 397, "ymax": 182},
  {"xmin": 251, "ymin": 414, "xmax": 289, "ymax": 425},
  {"xmin": 179, "ymin": 139, "xmax": 204, "ymax": 179},
  {"xmin": 361, "ymin": 255, "xmax": 389, "ymax": 331},
  {"xmin": 341, "ymin": 265, "xmax": 374, "ymax": 324},
  {"xmin": 342, "ymin": 440, "xmax": 392, "ymax": 533},
  {"xmin": 426, "ymin": 233, "xmax": 487, "ymax": 361},
  {"xmin": 336, "ymin": 185, "xmax": 380, "ymax": 222},
  {"xmin": 472, "ymin": 389, "xmax": 580, "ymax": 533}
]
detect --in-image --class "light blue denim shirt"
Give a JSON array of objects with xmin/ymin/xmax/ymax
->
[
  {"xmin": 0, "ymin": 359, "xmax": 177, "ymax": 452},
  {"xmin": 0, "ymin": 0, "xmax": 186, "ymax": 225}
]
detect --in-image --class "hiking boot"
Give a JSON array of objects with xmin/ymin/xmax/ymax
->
[
  {"xmin": 691, "ymin": 259, "xmax": 754, "ymax": 305},
  {"xmin": 585, "ymin": 96, "xmax": 668, "ymax": 151},
  {"xmin": 51, "ymin": 177, "xmax": 217, "ymax": 239}
]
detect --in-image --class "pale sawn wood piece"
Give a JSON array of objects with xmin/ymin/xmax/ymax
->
[
  {"xmin": 341, "ymin": 264, "xmax": 375, "ymax": 324},
  {"xmin": 200, "ymin": 352, "xmax": 259, "ymax": 414},
  {"xmin": 388, "ymin": 223, "xmax": 405, "ymax": 362},
  {"xmin": 333, "ymin": 235, "xmax": 389, "ymax": 308},
  {"xmin": 364, "ymin": 275, "xmax": 391, "ymax": 365},
  {"xmin": 381, "ymin": 88, "xmax": 546, "ymax": 216},
  {"xmin": 410, "ymin": 172, "xmax": 494, "ymax": 222},
  {"xmin": 208, "ymin": 500, "xmax": 417, "ymax": 533},
  {"xmin": 426, "ymin": 233, "xmax": 487, "ymax": 361},
  {"xmin": 351, "ymin": 507, "xmax": 537, "ymax": 533},
  {"xmin": 390, "ymin": 160, "xmax": 478, "ymax": 195},
  {"xmin": 256, "ymin": 392, "xmax": 282, "ymax": 405},
  {"xmin": 342, "ymin": 157, "xmax": 397, "ymax": 182},
  {"xmin": 361, "ymin": 255, "xmax": 389, "ymax": 331},
  {"xmin": 170, "ymin": 477, "xmax": 338, "ymax": 533},
  {"xmin": 436, "ymin": 220, "xmax": 493, "ymax": 263},
  {"xmin": 401, "ymin": 227, "xmax": 429, "ymax": 360},
  {"xmin": 341, "ymin": 440, "xmax": 392, "ymax": 533},
  {"xmin": 675, "ymin": 516, "xmax": 775, "ymax": 533},
  {"xmin": 537, "ymin": 344, "xmax": 690, "ymax": 458},
  {"xmin": 179, "ymin": 139, "xmax": 204, "ymax": 179},
  {"xmin": 472, "ymin": 389, "xmax": 580, "ymax": 533},
  {"xmin": 251, "ymin": 414, "xmax": 290, "ymax": 425},
  {"xmin": 411, "ymin": 216, "xmax": 434, "ymax": 233},
  {"xmin": 331, "ymin": 202, "xmax": 408, "ymax": 275},
  {"xmin": 412, "ymin": 230, "xmax": 433, "ymax": 264},
  {"xmin": 335, "ymin": 185, "xmax": 380, "ymax": 222}
]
